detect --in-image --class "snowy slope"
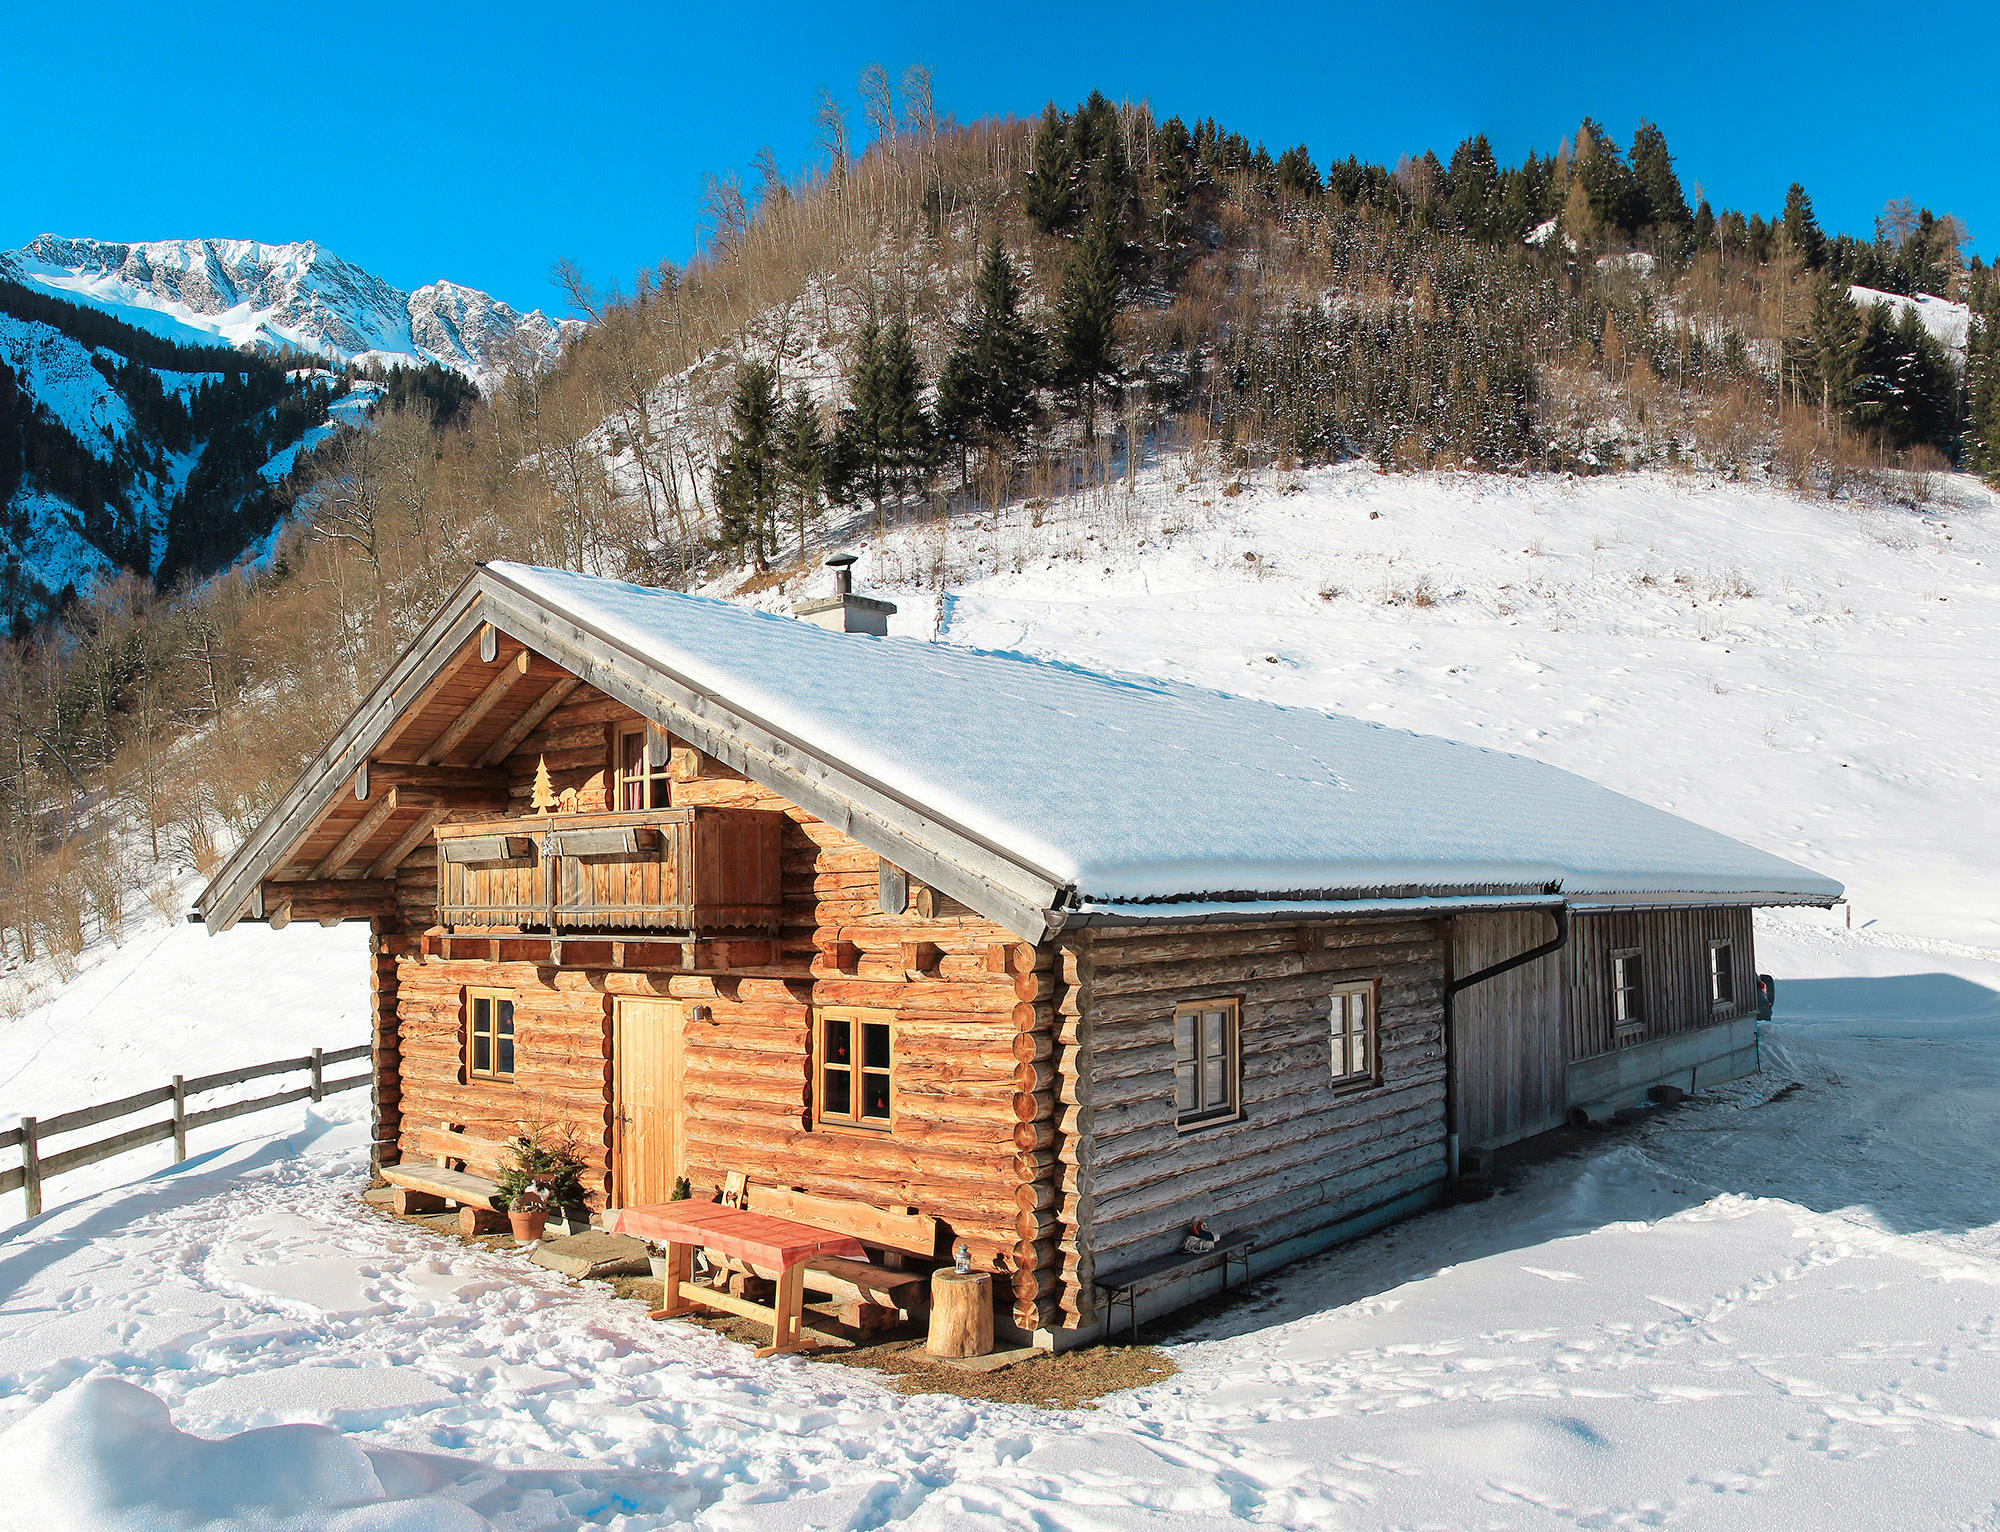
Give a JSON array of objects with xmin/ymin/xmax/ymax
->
[
  {"xmin": 805, "ymin": 464, "xmax": 1996, "ymax": 949},
  {"xmin": 1, "ymin": 236, "xmax": 579, "ymax": 386},
  {"xmin": 1849, "ymin": 284, "xmax": 1972, "ymax": 357}
]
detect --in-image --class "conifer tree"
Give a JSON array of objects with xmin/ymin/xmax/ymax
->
[
  {"xmin": 1447, "ymin": 134, "xmax": 1501, "ymax": 239},
  {"xmin": 1053, "ymin": 194, "xmax": 1123, "ymax": 438},
  {"xmin": 1026, "ymin": 104, "xmax": 1076, "ymax": 234},
  {"xmin": 778, "ymin": 389, "xmax": 826, "ymax": 558},
  {"xmin": 713, "ymin": 360, "xmax": 781, "ymax": 563},
  {"xmin": 831, "ymin": 317, "xmax": 931, "ymax": 522},
  {"xmin": 939, "ymin": 237, "xmax": 1044, "ymax": 464},
  {"xmin": 1783, "ymin": 183, "xmax": 1827, "ymax": 269},
  {"xmin": 1967, "ymin": 295, "xmax": 2000, "ymax": 478},
  {"xmin": 1628, "ymin": 121, "xmax": 1691, "ymax": 234},
  {"xmin": 1803, "ymin": 280, "xmax": 1864, "ymax": 428},
  {"xmin": 1693, "ymin": 199, "xmax": 1716, "ymax": 250}
]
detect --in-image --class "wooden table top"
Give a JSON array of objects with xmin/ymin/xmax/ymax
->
[{"xmin": 606, "ymin": 1202, "xmax": 868, "ymax": 1269}]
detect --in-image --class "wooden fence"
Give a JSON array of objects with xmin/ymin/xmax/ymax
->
[{"xmin": 0, "ymin": 1043, "xmax": 370, "ymax": 1220}]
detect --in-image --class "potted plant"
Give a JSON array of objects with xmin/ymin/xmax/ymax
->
[
  {"xmin": 497, "ymin": 1128, "xmax": 587, "ymax": 1243},
  {"xmin": 508, "ymin": 1181, "xmax": 552, "ymax": 1243}
]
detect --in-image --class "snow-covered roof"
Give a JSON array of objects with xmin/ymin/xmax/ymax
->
[{"xmin": 493, "ymin": 564, "xmax": 1842, "ymax": 915}]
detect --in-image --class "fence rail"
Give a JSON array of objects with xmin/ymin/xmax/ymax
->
[{"xmin": 2, "ymin": 1043, "xmax": 369, "ymax": 1217}]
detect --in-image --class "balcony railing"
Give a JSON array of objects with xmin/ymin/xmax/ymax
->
[{"xmin": 435, "ymin": 808, "xmax": 783, "ymax": 935}]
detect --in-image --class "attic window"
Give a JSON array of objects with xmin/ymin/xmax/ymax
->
[{"xmin": 615, "ymin": 725, "xmax": 670, "ymax": 811}]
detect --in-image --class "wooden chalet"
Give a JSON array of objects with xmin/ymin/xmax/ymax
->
[{"xmin": 196, "ymin": 561, "xmax": 1843, "ymax": 1347}]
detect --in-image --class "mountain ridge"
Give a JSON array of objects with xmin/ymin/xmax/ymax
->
[{"xmin": 0, "ymin": 235, "xmax": 579, "ymax": 385}]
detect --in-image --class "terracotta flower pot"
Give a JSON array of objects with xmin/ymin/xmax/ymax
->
[{"xmin": 509, "ymin": 1209, "xmax": 548, "ymax": 1243}]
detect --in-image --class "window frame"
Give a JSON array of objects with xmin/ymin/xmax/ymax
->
[
  {"xmin": 1328, "ymin": 979, "xmax": 1381, "ymax": 1091},
  {"xmin": 1708, "ymin": 939, "xmax": 1736, "ymax": 1009},
  {"xmin": 1611, "ymin": 947, "xmax": 1645, "ymax": 1039},
  {"xmin": 813, "ymin": 1007, "xmax": 895, "ymax": 1134},
  {"xmin": 1174, "ymin": 998, "xmax": 1242, "ymax": 1131},
  {"xmin": 613, "ymin": 723, "xmax": 672, "ymax": 812},
  {"xmin": 464, "ymin": 986, "xmax": 517, "ymax": 1085}
]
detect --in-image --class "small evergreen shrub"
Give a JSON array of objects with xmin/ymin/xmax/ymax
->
[{"xmin": 496, "ymin": 1127, "xmax": 587, "ymax": 1209}]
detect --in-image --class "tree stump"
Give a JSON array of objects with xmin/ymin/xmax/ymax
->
[{"xmin": 926, "ymin": 1270, "xmax": 994, "ymax": 1358}]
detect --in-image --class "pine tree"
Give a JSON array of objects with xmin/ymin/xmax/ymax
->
[
  {"xmin": 712, "ymin": 360, "xmax": 781, "ymax": 563},
  {"xmin": 1026, "ymin": 104, "xmax": 1075, "ymax": 234},
  {"xmin": 934, "ymin": 348, "xmax": 980, "ymax": 487},
  {"xmin": 1693, "ymin": 199, "xmax": 1716, "ymax": 250},
  {"xmin": 879, "ymin": 317, "xmax": 932, "ymax": 499},
  {"xmin": 1803, "ymin": 280, "xmax": 1864, "ymax": 429},
  {"xmin": 1447, "ymin": 134, "xmax": 1501, "ymax": 239},
  {"xmin": 1628, "ymin": 121, "xmax": 1691, "ymax": 234},
  {"xmin": 831, "ymin": 317, "xmax": 931, "ymax": 522},
  {"xmin": 777, "ymin": 389, "xmax": 825, "ymax": 558},
  {"xmin": 1053, "ymin": 194, "xmax": 1123, "ymax": 437},
  {"xmin": 1967, "ymin": 293, "xmax": 2000, "ymax": 478},
  {"xmin": 1783, "ymin": 183, "xmax": 1826, "ymax": 269}
]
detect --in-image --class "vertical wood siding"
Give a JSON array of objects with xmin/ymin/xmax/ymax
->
[
  {"xmin": 1450, "ymin": 911, "xmax": 1567, "ymax": 1148},
  {"xmin": 1564, "ymin": 907, "xmax": 1757, "ymax": 1060}
]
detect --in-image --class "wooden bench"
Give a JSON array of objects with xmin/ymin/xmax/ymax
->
[
  {"xmin": 382, "ymin": 1124, "xmax": 512, "ymax": 1233},
  {"xmin": 1095, "ymin": 1232, "xmax": 1255, "ymax": 1343},
  {"xmin": 715, "ymin": 1176, "xmax": 938, "ymax": 1332}
]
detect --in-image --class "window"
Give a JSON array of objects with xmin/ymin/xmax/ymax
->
[
  {"xmin": 817, "ymin": 1010, "xmax": 892, "ymax": 1130},
  {"xmin": 1175, "ymin": 1000, "xmax": 1240, "ymax": 1127},
  {"xmin": 615, "ymin": 724, "xmax": 671, "ymax": 811},
  {"xmin": 1709, "ymin": 940, "xmax": 1735, "ymax": 1007},
  {"xmin": 1329, "ymin": 982, "xmax": 1378, "ymax": 1087},
  {"xmin": 466, "ymin": 988, "xmax": 516, "ymax": 1082},
  {"xmin": 1612, "ymin": 949, "xmax": 1644, "ymax": 1036}
]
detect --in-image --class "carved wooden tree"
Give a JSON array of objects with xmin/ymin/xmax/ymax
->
[{"xmin": 532, "ymin": 754, "xmax": 556, "ymax": 814}]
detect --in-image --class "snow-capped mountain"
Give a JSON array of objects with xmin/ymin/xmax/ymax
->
[{"xmin": 0, "ymin": 236, "xmax": 578, "ymax": 385}]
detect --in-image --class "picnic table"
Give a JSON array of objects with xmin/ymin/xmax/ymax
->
[{"xmin": 606, "ymin": 1201, "xmax": 868, "ymax": 1357}]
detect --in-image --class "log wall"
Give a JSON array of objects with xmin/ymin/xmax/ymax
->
[
  {"xmin": 1056, "ymin": 918, "xmax": 1451, "ymax": 1324},
  {"xmin": 383, "ymin": 691, "xmax": 1052, "ymax": 1329},
  {"xmin": 1564, "ymin": 907, "xmax": 1756, "ymax": 1061}
]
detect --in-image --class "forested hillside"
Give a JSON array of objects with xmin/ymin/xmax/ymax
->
[
  {"xmin": 0, "ymin": 276, "xmax": 344, "ymax": 622},
  {"xmin": 1, "ymin": 76, "xmax": 1996, "ymax": 982}
]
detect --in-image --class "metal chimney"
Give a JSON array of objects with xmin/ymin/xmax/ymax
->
[{"xmin": 792, "ymin": 552, "xmax": 897, "ymax": 636}]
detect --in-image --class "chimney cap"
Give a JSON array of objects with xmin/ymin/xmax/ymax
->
[{"xmin": 824, "ymin": 552, "xmax": 859, "ymax": 569}]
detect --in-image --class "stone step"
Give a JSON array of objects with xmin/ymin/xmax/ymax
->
[{"xmin": 531, "ymin": 1231, "xmax": 653, "ymax": 1280}]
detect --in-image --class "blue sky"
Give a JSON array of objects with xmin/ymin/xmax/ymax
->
[{"xmin": 4, "ymin": 0, "xmax": 1993, "ymax": 315}]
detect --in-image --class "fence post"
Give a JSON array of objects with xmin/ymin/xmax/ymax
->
[
  {"xmin": 311, "ymin": 1048, "xmax": 324, "ymax": 1104},
  {"xmin": 172, "ymin": 1076, "xmax": 187, "ymax": 1162},
  {"xmin": 20, "ymin": 1117, "xmax": 40, "ymax": 1219}
]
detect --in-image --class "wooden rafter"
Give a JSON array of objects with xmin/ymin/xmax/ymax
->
[
  {"xmin": 308, "ymin": 788, "xmax": 401, "ymax": 881},
  {"xmin": 476, "ymin": 675, "xmax": 580, "ymax": 767},
  {"xmin": 419, "ymin": 651, "xmax": 531, "ymax": 766},
  {"xmin": 374, "ymin": 638, "xmax": 483, "ymax": 761},
  {"xmin": 366, "ymin": 803, "xmax": 452, "ymax": 879}
]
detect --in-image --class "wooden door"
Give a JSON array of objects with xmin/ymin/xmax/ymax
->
[{"xmin": 612, "ymin": 997, "xmax": 684, "ymax": 1207}]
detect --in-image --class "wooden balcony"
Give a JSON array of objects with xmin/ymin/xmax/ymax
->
[{"xmin": 435, "ymin": 808, "xmax": 783, "ymax": 935}]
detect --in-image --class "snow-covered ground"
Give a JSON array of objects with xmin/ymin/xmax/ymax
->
[
  {"xmin": 1, "ymin": 925, "xmax": 1997, "ymax": 1528},
  {"xmin": 2, "ymin": 464, "xmax": 1997, "ymax": 1527}
]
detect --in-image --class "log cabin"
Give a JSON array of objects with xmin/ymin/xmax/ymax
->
[{"xmin": 195, "ymin": 561, "xmax": 1843, "ymax": 1347}]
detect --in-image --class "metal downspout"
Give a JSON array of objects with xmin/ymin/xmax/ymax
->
[{"xmin": 1442, "ymin": 906, "xmax": 1571, "ymax": 1183}]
